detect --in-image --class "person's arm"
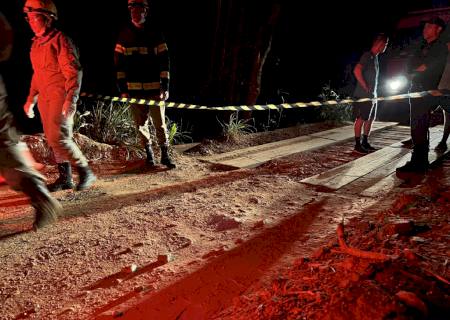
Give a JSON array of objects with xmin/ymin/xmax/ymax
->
[
  {"xmin": 57, "ymin": 33, "xmax": 82, "ymax": 118},
  {"xmin": 155, "ymin": 32, "xmax": 170, "ymax": 101},
  {"xmin": 114, "ymin": 32, "xmax": 129, "ymax": 97},
  {"xmin": 23, "ymin": 73, "xmax": 38, "ymax": 118},
  {"xmin": 353, "ymin": 63, "xmax": 370, "ymax": 93}
]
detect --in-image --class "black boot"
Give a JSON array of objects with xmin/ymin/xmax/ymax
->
[
  {"xmin": 145, "ymin": 143, "xmax": 156, "ymax": 166},
  {"xmin": 21, "ymin": 178, "xmax": 61, "ymax": 230},
  {"xmin": 160, "ymin": 145, "xmax": 176, "ymax": 169},
  {"xmin": 76, "ymin": 165, "xmax": 97, "ymax": 191},
  {"xmin": 396, "ymin": 149, "xmax": 429, "ymax": 178},
  {"xmin": 361, "ymin": 134, "xmax": 377, "ymax": 151},
  {"xmin": 354, "ymin": 137, "xmax": 369, "ymax": 154},
  {"xmin": 48, "ymin": 162, "xmax": 75, "ymax": 192},
  {"xmin": 401, "ymin": 138, "xmax": 414, "ymax": 149},
  {"xmin": 434, "ymin": 141, "xmax": 448, "ymax": 153}
]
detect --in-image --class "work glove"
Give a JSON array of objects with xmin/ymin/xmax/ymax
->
[
  {"xmin": 160, "ymin": 90, "xmax": 169, "ymax": 101},
  {"xmin": 62, "ymin": 101, "xmax": 77, "ymax": 120},
  {"xmin": 23, "ymin": 101, "xmax": 36, "ymax": 118}
]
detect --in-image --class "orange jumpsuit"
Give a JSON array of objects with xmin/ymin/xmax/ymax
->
[{"xmin": 26, "ymin": 29, "xmax": 87, "ymax": 166}]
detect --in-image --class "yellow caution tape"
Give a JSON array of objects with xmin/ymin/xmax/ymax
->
[{"xmin": 79, "ymin": 89, "xmax": 449, "ymax": 111}]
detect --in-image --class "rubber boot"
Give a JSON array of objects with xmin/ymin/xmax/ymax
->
[
  {"xmin": 48, "ymin": 162, "xmax": 74, "ymax": 192},
  {"xmin": 76, "ymin": 165, "xmax": 97, "ymax": 191},
  {"xmin": 160, "ymin": 145, "xmax": 176, "ymax": 169}
]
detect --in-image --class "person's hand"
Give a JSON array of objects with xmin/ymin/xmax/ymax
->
[
  {"xmin": 23, "ymin": 101, "xmax": 36, "ymax": 118},
  {"xmin": 160, "ymin": 90, "xmax": 169, "ymax": 101},
  {"xmin": 62, "ymin": 101, "xmax": 76, "ymax": 119}
]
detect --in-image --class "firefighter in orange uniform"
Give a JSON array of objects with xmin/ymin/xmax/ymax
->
[
  {"xmin": 23, "ymin": 0, "xmax": 96, "ymax": 191},
  {"xmin": 115, "ymin": 0, "xmax": 176, "ymax": 168},
  {"xmin": 1, "ymin": 10, "xmax": 61, "ymax": 229}
]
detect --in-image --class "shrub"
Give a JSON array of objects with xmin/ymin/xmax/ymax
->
[
  {"xmin": 218, "ymin": 112, "xmax": 256, "ymax": 141},
  {"xmin": 318, "ymin": 83, "xmax": 353, "ymax": 122},
  {"xmin": 75, "ymin": 100, "xmax": 138, "ymax": 146}
]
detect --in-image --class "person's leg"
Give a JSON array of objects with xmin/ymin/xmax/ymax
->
[
  {"xmin": 0, "ymin": 143, "xmax": 61, "ymax": 229},
  {"xmin": 353, "ymin": 103, "xmax": 369, "ymax": 154},
  {"xmin": 59, "ymin": 111, "xmax": 96, "ymax": 191},
  {"xmin": 361, "ymin": 102, "xmax": 377, "ymax": 151},
  {"xmin": 149, "ymin": 102, "xmax": 176, "ymax": 168},
  {"xmin": 131, "ymin": 103, "xmax": 155, "ymax": 165},
  {"xmin": 362, "ymin": 119, "xmax": 376, "ymax": 151},
  {"xmin": 39, "ymin": 95, "xmax": 75, "ymax": 191},
  {"xmin": 397, "ymin": 96, "xmax": 433, "ymax": 174},
  {"xmin": 435, "ymin": 108, "xmax": 449, "ymax": 152},
  {"xmin": 0, "ymin": 74, "xmax": 60, "ymax": 228}
]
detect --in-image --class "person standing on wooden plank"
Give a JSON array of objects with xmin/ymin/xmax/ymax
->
[
  {"xmin": 396, "ymin": 18, "xmax": 448, "ymax": 178},
  {"xmin": 352, "ymin": 33, "xmax": 389, "ymax": 154}
]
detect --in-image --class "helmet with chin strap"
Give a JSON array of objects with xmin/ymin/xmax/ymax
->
[{"xmin": 23, "ymin": 0, "xmax": 58, "ymax": 20}]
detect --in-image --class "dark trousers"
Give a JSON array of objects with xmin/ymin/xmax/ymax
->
[{"xmin": 409, "ymin": 94, "xmax": 439, "ymax": 164}]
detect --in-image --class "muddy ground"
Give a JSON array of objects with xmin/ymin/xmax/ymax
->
[{"xmin": 0, "ymin": 122, "xmax": 448, "ymax": 320}]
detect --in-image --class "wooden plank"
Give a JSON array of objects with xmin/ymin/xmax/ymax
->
[
  {"xmin": 309, "ymin": 122, "xmax": 397, "ymax": 141},
  {"xmin": 173, "ymin": 143, "xmax": 200, "ymax": 153},
  {"xmin": 301, "ymin": 145, "xmax": 405, "ymax": 189},
  {"xmin": 205, "ymin": 135, "xmax": 316, "ymax": 162},
  {"xmin": 360, "ymin": 130, "xmax": 448, "ymax": 197},
  {"xmin": 205, "ymin": 122, "xmax": 398, "ymax": 168},
  {"xmin": 302, "ymin": 126, "xmax": 446, "ymax": 192}
]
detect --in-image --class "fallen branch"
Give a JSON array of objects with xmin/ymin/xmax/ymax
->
[
  {"xmin": 336, "ymin": 223, "xmax": 390, "ymax": 261},
  {"xmin": 424, "ymin": 268, "xmax": 450, "ymax": 286}
]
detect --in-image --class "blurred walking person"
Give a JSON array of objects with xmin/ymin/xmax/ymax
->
[{"xmin": 0, "ymin": 10, "xmax": 60, "ymax": 229}]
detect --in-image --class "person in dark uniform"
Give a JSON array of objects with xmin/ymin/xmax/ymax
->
[
  {"xmin": 396, "ymin": 17, "xmax": 448, "ymax": 177},
  {"xmin": 435, "ymin": 22, "xmax": 450, "ymax": 153},
  {"xmin": 0, "ymin": 11, "xmax": 61, "ymax": 229},
  {"xmin": 352, "ymin": 33, "xmax": 389, "ymax": 154},
  {"xmin": 114, "ymin": 0, "xmax": 176, "ymax": 169}
]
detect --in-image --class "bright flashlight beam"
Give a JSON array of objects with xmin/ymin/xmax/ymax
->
[{"xmin": 386, "ymin": 76, "xmax": 408, "ymax": 93}]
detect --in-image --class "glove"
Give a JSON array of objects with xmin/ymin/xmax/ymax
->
[
  {"xmin": 23, "ymin": 101, "xmax": 36, "ymax": 118},
  {"xmin": 62, "ymin": 101, "xmax": 77, "ymax": 119},
  {"xmin": 160, "ymin": 90, "xmax": 169, "ymax": 101}
]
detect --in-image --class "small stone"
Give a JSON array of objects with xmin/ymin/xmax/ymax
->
[
  {"xmin": 122, "ymin": 264, "xmax": 138, "ymax": 274},
  {"xmin": 410, "ymin": 236, "xmax": 427, "ymax": 244},
  {"xmin": 382, "ymin": 219, "xmax": 414, "ymax": 237},
  {"xmin": 157, "ymin": 254, "xmax": 174, "ymax": 263}
]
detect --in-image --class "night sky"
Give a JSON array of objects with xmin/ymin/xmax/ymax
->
[{"xmin": 0, "ymin": 0, "xmax": 446, "ymax": 114}]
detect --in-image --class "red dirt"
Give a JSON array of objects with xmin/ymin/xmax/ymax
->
[{"xmin": 0, "ymin": 122, "xmax": 448, "ymax": 320}]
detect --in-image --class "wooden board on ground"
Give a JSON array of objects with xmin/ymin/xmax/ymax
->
[
  {"xmin": 173, "ymin": 143, "xmax": 200, "ymax": 153},
  {"xmin": 361, "ymin": 129, "xmax": 448, "ymax": 197},
  {"xmin": 203, "ymin": 122, "xmax": 398, "ymax": 169},
  {"xmin": 300, "ymin": 126, "xmax": 448, "ymax": 197}
]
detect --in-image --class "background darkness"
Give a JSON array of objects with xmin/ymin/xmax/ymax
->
[{"xmin": 0, "ymin": 0, "xmax": 448, "ymax": 134}]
